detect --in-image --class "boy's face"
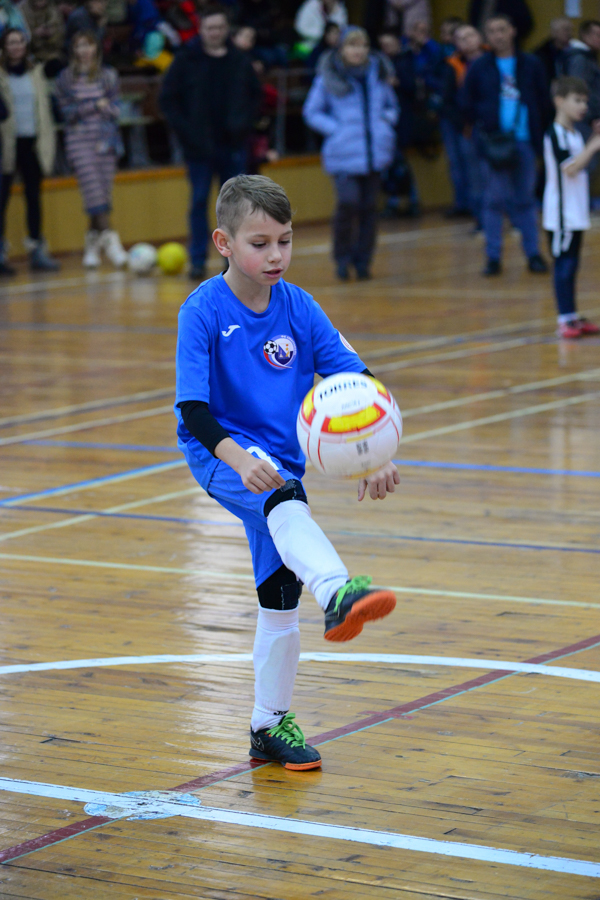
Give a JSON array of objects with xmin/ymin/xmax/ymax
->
[
  {"xmin": 217, "ymin": 211, "xmax": 293, "ymax": 286},
  {"xmin": 556, "ymin": 92, "xmax": 588, "ymax": 122}
]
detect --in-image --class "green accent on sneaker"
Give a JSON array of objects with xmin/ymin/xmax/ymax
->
[
  {"xmin": 268, "ymin": 713, "xmax": 306, "ymax": 749},
  {"xmin": 333, "ymin": 575, "xmax": 373, "ymax": 613}
]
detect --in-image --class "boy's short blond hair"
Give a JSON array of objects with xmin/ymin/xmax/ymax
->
[{"xmin": 216, "ymin": 175, "xmax": 292, "ymax": 236}]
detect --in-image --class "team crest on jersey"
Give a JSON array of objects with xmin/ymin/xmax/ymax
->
[{"xmin": 263, "ymin": 334, "xmax": 297, "ymax": 369}]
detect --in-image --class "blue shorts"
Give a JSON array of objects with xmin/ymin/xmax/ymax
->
[{"xmin": 185, "ymin": 442, "xmax": 302, "ymax": 588}]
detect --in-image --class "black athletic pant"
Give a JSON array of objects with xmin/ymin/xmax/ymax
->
[
  {"xmin": 332, "ymin": 172, "xmax": 380, "ymax": 269},
  {"xmin": 0, "ymin": 137, "xmax": 42, "ymax": 241},
  {"xmin": 548, "ymin": 230, "xmax": 583, "ymax": 318}
]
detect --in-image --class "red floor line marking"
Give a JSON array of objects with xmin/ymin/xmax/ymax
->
[
  {"xmin": 2, "ymin": 630, "xmax": 599, "ymax": 865},
  {"xmin": 0, "ymin": 816, "xmax": 112, "ymax": 864}
]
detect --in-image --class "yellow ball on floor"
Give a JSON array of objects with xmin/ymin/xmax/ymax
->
[{"xmin": 156, "ymin": 242, "xmax": 188, "ymax": 275}]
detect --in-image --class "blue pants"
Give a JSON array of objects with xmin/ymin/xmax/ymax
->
[
  {"xmin": 440, "ymin": 118, "xmax": 470, "ymax": 212},
  {"xmin": 186, "ymin": 443, "xmax": 300, "ymax": 588},
  {"xmin": 549, "ymin": 231, "xmax": 583, "ymax": 318},
  {"xmin": 480, "ymin": 141, "xmax": 540, "ymax": 262},
  {"xmin": 187, "ymin": 147, "xmax": 247, "ymax": 268}
]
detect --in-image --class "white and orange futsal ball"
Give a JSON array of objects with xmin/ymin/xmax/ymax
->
[{"xmin": 297, "ymin": 372, "xmax": 402, "ymax": 478}]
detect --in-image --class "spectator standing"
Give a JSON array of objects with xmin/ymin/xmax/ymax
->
[
  {"xmin": 66, "ymin": 0, "xmax": 107, "ymax": 47},
  {"xmin": 303, "ymin": 26, "xmax": 398, "ymax": 280},
  {"xmin": 439, "ymin": 16, "xmax": 462, "ymax": 58},
  {"xmin": 306, "ymin": 20, "xmax": 340, "ymax": 70},
  {"xmin": 378, "ymin": 28, "xmax": 420, "ymax": 217},
  {"xmin": 160, "ymin": 4, "xmax": 261, "ymax": 279},
  {"xmin": 564, "ymin": 21, "xmax": 600, "ymax": 132},
  {"xmin": 462, "ymin": 14, "xmax": 549, "ymax": 276},
  {"xmin": 56, "ymin": 30, "xmax": 127, "ymax": 268},
  {"xmin": 535, "ymin": 17, "xmax": 573, "ymax": 84},
  {"xmin": 469, "ymin": 0, "xmax": 533, "ymax": 44},
  {"xmin": 0, "ymin": 0, "xmax": 28, "ymax": 37},
  {"xmin": 365, "ymin": 0, "xmax": 431, "ymax": 41},
  {"xmin": 0, "ymin": 27, "xmax": 59, "ymax": 272},
  {"xmin": 19, "ymin": 0, "xmax": 65, "ymax": 71},
  {"xmin": 442, "ymin": 23, "xmax": 484, "ymax": 220},
  {"xmin": 543, "ymin": 76, "xmax": 600, "ymax": 339},
  {"xmin": 295, "ymin": 0, "xmax": 347, "ymax": 51},
  {"xmin": 236, "ymin": 0, "xmax": 286, "ymax": 69}
]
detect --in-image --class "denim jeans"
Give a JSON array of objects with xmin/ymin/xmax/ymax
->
[
  {"xmin": 549, "ymin": 230, "xmax": 582, "ymax": 318},
  {"xmin": 480, "ymin": 141, "xmax": 540, "ymax": 261},
  {"xmin": 332, "ymin": 172, "xmax": 381, "ymax": 269},
  {"xmin": 440, "ymin": 118, "xmax": 470, "ymax": 212},
  {"xmin": 187, "ymin": 146, "xmax": 247, "ymax": 268}
]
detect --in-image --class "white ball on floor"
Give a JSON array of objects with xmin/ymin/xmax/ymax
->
[{"xmin": 128, "ymin": 243, "xmax": 157, "ymax": 275}]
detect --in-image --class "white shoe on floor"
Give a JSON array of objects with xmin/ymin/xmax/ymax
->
[
  {"xmin": 83, "ymin": 230, "xmax": 101, "ymax": 268},
  {"xmin": 100, "ymin": 229, "xmax": 128, "ymax": 267}
]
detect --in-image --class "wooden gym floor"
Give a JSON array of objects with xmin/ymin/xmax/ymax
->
[{"xmin": 0, "ymin": 216, "xmax": 599, "ymax": 900}]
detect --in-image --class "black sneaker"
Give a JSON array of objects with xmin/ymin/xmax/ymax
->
[
  {"xmin": 482, "ymin": 258, "xmax": 501, "ymax": 277},
  {"xmin": 336, "ymin": 263, "xmax": 350, "ymax": 281},
  {"xmin": 355, "ymin": 264, "xmax": 371, "ymax": 280},
  {"xmin": 324, "ymin": 575, "xmax": 396, "ymax": 642},
  {"xmin": 250, "ymin": 713, "xmax": 321, "ymax": 771},
  {"xmin": 528, "ymin": 254, "xmax": 548, "ymax": 274}
]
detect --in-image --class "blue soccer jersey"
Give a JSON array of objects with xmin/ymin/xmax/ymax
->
[{"xmin": 175, "ymin": 273, "xmax": 366, "ymax": 488}]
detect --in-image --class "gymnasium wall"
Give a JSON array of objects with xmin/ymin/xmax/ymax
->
[
  {"xmin": 6, "ymin": 152, "xmax": 453, "ymax": 256},
  {"xmin": 431, "ymin": 0, "xmax": 599, "ymax": 47}
]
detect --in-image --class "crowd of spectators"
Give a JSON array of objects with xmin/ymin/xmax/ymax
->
[{"xmin": 1, "ymin": 0, "xmax": 600, "ymax": 284}]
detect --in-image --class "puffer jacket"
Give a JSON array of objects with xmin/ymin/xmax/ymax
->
[{"xmin": 303, "ymin": 50, "xmax": 398, "ymax": 175}]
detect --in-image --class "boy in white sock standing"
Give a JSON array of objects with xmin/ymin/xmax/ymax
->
[
  {"xmin": 176, "ymin": 175, "xmax": 399, "ymax": 770},
  {"xmin": 543, "ymin": 76, "xmax": 600, "ymax": 339}
]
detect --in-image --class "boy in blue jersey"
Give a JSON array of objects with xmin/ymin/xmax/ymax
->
[{"xmin": 176, "ymin": 175, "xmax": 400, "ymax": 770}]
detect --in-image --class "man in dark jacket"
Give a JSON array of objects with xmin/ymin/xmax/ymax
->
[
  {"xmin": 160, "ymin": 4, "xmax": 261, "ymax": 279},
  {"xmin": 564, "ymin": 21, "xmax": 600, "ymax": 128},
  {"xmin": 535, "ymin": 17, "xmax": 573, "ymax": 84},
  {"xmin": 468, "ymin": 0, "xmax": 533, "ymax": 44},
  {"xmin": 462, "ymin": 14, "xmax": 549, "ymax": 276}
]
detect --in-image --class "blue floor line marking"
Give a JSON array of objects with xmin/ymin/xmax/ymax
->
[
  {"xmin": 5, "ymin": 504, "xmax": 598, "ymax": 554},
  {"xmin": 0, "ymin": 460, "xmax": 183, "ymax": 507},
  {"xmin": 23, "ymin": 440, "xmax": 179, "ymax": 453},
  {"xmin": 394, "ymin": 459, "xmax": 600, "ymax": 478},
  {"xmin": 7, "ymin": 505, "xmax": 241, "ymax": 528}
]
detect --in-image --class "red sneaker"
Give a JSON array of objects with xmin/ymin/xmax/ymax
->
[
  {"xmin": 557, "ymin": 320, "xmax": 583, "ymax": 339},
  {"xmin": 577, "ymin": 317, "xmax": 600, "ymax": 335}
]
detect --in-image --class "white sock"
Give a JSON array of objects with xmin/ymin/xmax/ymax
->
[
  {"xmin": 251, "ymin": 606, "xmax": 300, "ymax": 733},
  {"xmin": 558, "ymin": 313, "xmax": 578, "ymax": 324},
  {"xmin": 267, "ymin": 500, "xmax": 348, "ymax": 611}
]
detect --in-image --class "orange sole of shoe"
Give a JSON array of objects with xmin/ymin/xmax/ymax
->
[
  {"xmin": 250, "ymin": 756, "xmax": 322, "ymax": 771},
  {"xmin": 324, "ymin": 591, "xmax": 397, "ymax": 643}
]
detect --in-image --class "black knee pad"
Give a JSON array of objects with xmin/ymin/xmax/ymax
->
[
  {"xmin": 263, "ymin": 478, "xmax": 307, "ymax": 517},
  {"xmin": 257, "ymin": 564, "xmax": 302, "ymax": 610}
]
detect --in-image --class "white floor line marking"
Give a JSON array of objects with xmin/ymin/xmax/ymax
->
[
  {"xmin": 0, "ymin": 552, "xmax": 254, "ymax": 580},
  {"xmin": 292, "ymin": 222, "xmax": 473, "ymax": 259},
  {"xmin": 0, "ymin": 552, "xmax": 593, "ymax": 609},
  {"xmin": 0, "ymin": 271, "xmax": 125, "ymax": 298},
  {"xmin": 1, "ymin": 460, "xmax": 185, "ymax": 507},
  {"xmin": 372, "ymin": 334, "xmax": 550, "ymax": 375},
  {"xmin": 0, "ymin": 486, "xmax": 203, "ymax": 543},
  {"xmin": 402, "ymin": 368, "xmax": 600, "ymax": 418},
  {"xmin": 0, "ymin": 405, "xmax": 174, "ymax": 449},
  {"xmin": 402, "ymin": 390, "xmax": 600, "ymax": 444},
  {"xmin": 0, "ymin": 776, "xmax": 598, "ymax": 877},
  {"xmin": 0, "ymin": 652, "xmax": 598, "ymax": 682},
  {"xmin": 0, "ymin": 387, "xmax": 175, "ymax": 430}
]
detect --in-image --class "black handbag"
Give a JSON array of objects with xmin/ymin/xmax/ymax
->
[{"xmin": 479, "ymin": 102, "xmax": 521, "ymax": 170}]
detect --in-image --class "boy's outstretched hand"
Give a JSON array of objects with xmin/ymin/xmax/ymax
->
[{"xmin": 358, "ymin": 461, "xmax": 400, "ymax": 501}]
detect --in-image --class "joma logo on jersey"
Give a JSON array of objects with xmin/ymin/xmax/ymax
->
[{"xmin": 263, "ymin": 335, "xmax": 297, "ymax": 369}]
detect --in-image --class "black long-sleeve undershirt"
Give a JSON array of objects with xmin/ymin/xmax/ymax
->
[{"xmin": 179, "ymin": 368, "xmax": 374, "ymax": 457}]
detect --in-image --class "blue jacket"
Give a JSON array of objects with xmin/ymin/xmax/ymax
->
[
  {"xmin": 462, "ymin": 51, "xmax": 550, "ymax": 154},
  {"xmin": 303, "ymin": 51, "xmax": 398, "ymax": 175}
]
